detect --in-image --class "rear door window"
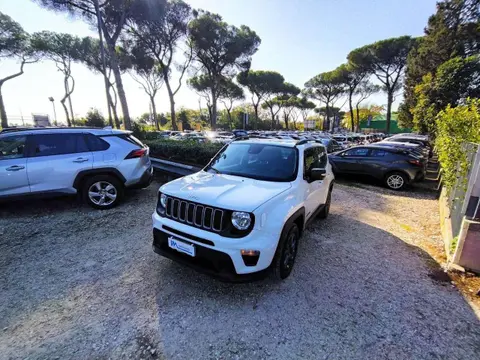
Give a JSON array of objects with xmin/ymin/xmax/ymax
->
[{"xmin": 370, "ymin": 149, "xmax": 388, "ymax": 157}]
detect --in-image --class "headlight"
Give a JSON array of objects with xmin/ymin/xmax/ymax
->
[
  {"xmin": 231, "ymin": 211, "xmax": 251, "ymax": 230},
  {"xmin": 160, "ymin": 193, "xmax": 167, "ymax": 208}
]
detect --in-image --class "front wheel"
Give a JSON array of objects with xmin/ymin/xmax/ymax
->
[
  {"xmin": 272, "ymin": 223, "xmax": 300, "ymax": 280},
  {"xmin": 384, "ymin": 172, "xmax": 408, "ymax": 191}
]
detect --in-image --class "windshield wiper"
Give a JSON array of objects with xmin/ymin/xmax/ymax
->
[{"xmin": 207, "ymin": 166, "xmax": 221, "ymax": 174}]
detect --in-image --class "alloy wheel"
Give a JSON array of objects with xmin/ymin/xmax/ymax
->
[
  {"xmin": 88, "ymin": 181, "xmax": 117, "ymax": 206},
  {"xmin": 387, "ymin": 174, "xmax": 404, "ymax": 189},
  {"xmin": 282, "ymin": 232, "xmax": 298, "ymax": 273}
]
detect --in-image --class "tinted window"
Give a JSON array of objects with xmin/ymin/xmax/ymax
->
[
  {"xmin": 344, "ymin": 148, "xmax": 370, "ymax": 156},
  {"xmin": 206, "ymin": 143, "xmax": 297, "ymax": 182},
  {"xmin": 371, "ymin": 149, "xmax": 388, "ymax": 157},
  {"xmin": 32, "ymin": 133, "xmax": 90, "ymax": 157},
  {"xmin": 304, "ymin": 146, "xmax": 327, "ymax": 176},
  {"xmin": 0, "ymin": 136, "xmax": 26, "ymax": 160},
  {"xmin": 85, "ymin": 134, "xmax": 110, "ymax": 151}
]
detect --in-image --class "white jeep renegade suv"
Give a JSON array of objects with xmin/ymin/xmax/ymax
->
[{"xmin": 152, "ymin": 138, "xmax": 334, "ymax": 280}]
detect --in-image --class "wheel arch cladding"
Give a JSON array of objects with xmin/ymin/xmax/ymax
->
[{"xmin": 73, "ymin": 168, "xmax": 127, "ymax": 190}]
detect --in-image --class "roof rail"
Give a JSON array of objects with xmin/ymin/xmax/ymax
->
[
  {"xmin": 233, "ymin": 135, "xmax": 249, "ymax": 141},
  {"xmin": 295, "ymin": 139, "xmax": 324, "ymax": 146},
  {"xmin": 0, "ymin": 126, "xmax": 107, "ymax": 134}
]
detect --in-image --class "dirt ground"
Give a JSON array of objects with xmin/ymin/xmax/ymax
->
[{"xmin": 1, "ymin": 179, "xmax": 479, "ymax": 359}]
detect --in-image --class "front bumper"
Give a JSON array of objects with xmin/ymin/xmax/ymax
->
[{"xmin": 152, "ymin": 212, "xmax": 278, "ymax": 281}]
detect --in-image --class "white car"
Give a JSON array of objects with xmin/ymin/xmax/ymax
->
[{"xmin": 152, "ymin": 138, "xmax": 334, "ymax": 280}]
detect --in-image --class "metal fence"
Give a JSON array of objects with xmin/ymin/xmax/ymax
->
[{"xmin": 448, "ymin": 143, "xmax": 480, "ymax": 238}]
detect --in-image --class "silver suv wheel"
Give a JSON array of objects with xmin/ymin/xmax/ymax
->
[{"xmin": 88, "ymin": 181, "xmax": 117, "ymax": 206}]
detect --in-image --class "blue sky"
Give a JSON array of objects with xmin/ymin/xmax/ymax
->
[{"xmin": 0, "ymin": 0, "xmax": 438, "ymax": 125}]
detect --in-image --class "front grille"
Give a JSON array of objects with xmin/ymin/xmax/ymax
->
[{"xmin": 165, "ymin": 196, "xmax": 225, "ymax": 232}]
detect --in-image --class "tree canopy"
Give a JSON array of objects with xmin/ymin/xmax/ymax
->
[
  {"xmin": 0, "ymin": 12, "xmax": 29, "ymax": 59},
  {"xmin": 127, "ymin": 0, "xmax": 192, "ymax": 130},
  {"xmin": 399, "ymin": 0, "xmax": 480, "ymax": 132},
  {"xmin": 348, "ymin": 35, "xmax": 416, "ymax": 133},
  {"xmin": 304, "ymin": 70, "xmax": 345, "ymax": 131},
  {"xmin": 188, "ymin": 11, "xmax": 261, "ymax": 128},
  {"xmin": 0, "ymin": 12, "xmax": 37, "ymax": 128}
]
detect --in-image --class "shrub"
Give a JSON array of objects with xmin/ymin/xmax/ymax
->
[
  {"xmin": 435, "ymin": 98, "xmax": 480, "ymax": 192},
  {"xmin": 132, "ymin": 122, "xmax": 148, "ymax": 140},
  {"xmin": 85, "ymin": 108, "xmax": 106, "ymax": 127},
  {"xmin": 145, "ymin": 139, "xmax": 223, "ymax": 166}
]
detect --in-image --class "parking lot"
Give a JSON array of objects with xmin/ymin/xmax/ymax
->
[{"xmin": 1, "ymin": 180, "xmax": 479, "ymax": 359}]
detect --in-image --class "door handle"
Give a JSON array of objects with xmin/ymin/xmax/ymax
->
[
  {"xmin": 73, "ymin": 158, "xmax": 89, "ymax": 163},
  {"xmin": 6, "ymin": 165, "xmax": 25, "ymax": 171}
]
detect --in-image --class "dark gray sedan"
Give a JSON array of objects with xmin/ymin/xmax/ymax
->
[{"xmin": 328, "ymin": 145, "xmax": 426, "ymax": 190}]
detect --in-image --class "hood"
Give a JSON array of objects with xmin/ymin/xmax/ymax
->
[{"xmin": 160, "ymin": 171, "xmax": 292, "ymax": 212}]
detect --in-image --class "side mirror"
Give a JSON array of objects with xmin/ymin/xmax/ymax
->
[{"xmin": 310, "ymin": 168, "xmax": 326, "ymax": 181}]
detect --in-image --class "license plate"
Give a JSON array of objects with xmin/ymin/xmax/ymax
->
[{"xmin": 168, "ymin": 236, "xmax": 195, "ymax": 257}]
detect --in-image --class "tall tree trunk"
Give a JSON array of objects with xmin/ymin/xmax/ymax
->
[
  {"xmin": 270, "ymin": 109, "xmax": 275, "ymax": 129},
  {"xmin": 284, "ymin": 110, "xmax": 289, "ymax": 130},
  {"xmin": 349, "ymin": 90, "xmax": 355, "ymax": 132},
  {"xmin": 109, "ymin": 83, "xmax": 120, "ymax": 128},
  {"xmin": 108, "ymin": 43, "xmax": 131, "ymax": 130},
  {"xmin": 325, "ymin": 103, "xmax": 331, "ymax": 132},
  {"xmin": 109, "ymin": 98, "xmax": 119, "ymax": 128},
  {"xmin": 355, "ymin": 103, "xmax": 360, "ymax": 132},
  {"xmin": 0, "ymin": 85, "xmax": 8, "ymax": 128},
  {"xmin": 211, "ymin": 87, "xmax": 217, "ymax": 129},
  {"xmin": 150, "ymin": 95, "xmax": 159, "ymax": 130},
  {"xmin": 62, "ymin": 78, "xmax": 71, "ymax": 126},
  {"xmin": 386, "ymin": 91, "xmax": 393, "ymax": 134},
  {"xmin": 163, "ymin": 72, "xmax": 177, "ymax": 131},
  {"xmin": 253, "ymin": 103, "xmax": 259, "ymax": 130},
  {"xmin": 67, "ymin": 76, "xmax": 75, "ymax": 126},
  {"xmin": 226, "ymin": 109, "xmax": 232, "ymax": 127},
  {"xmin": 60, "ymin": 99, "xmax": 70, "ymax": 126}
]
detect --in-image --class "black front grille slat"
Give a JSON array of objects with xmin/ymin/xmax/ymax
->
[
  {"xmin": 204, "ymin": 207, "xmax": 213, "ymax": 229},
  {"xmin": 163, "ymin": 195, "xmax": 225, "ymax": 233},
  {"xmin": 166, "ymin": 198, "xmax": 173, "ymax": 216},
  {"xmin": 187, "ymin": 203, "xmax": 195, "ymax": 224},
  {"xmin": 194, "ymin": 205, "xmax": 203, "ymax": 227},
  {"xmin": 172, "ymin": 199, "xmax": 179, "ymax": 218}
]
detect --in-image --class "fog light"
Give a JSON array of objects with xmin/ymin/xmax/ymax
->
[
  {"xmin": 241, "ymin": 249, "xmax": 260, "ymax": 256},
  {"xmin": 241, "ymin": 250, "xmax": 260, "ymax": 266}
]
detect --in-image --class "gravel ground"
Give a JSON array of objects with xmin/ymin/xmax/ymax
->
[{"xmin": 1, "ymin": 180, "xmax": 479, "ymax": 359}]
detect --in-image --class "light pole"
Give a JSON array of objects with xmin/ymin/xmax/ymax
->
[{"xmin": 48, "ymin": 97, "xmax": 57, "ymax": 126}]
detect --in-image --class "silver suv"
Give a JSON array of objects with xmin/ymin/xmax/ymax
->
[{"xmin": 0, "ymin": 127, "xmax": 153, "ymax": 209}]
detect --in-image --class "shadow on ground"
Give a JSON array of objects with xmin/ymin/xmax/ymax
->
[{"xmin": 150, "ymin": 214, "xmax": 480, "ymax": 359}]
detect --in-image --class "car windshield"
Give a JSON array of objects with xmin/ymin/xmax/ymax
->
[{"xmin": 206, "ymin": 143, "xmax": 298, "ymax": 182}]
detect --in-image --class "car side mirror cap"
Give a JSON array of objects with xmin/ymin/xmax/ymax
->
[{"xmin": 310, "ymin": 168, "xmax": 326, "ymax": 181}]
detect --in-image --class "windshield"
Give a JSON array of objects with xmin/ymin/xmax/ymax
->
[{"xmin": 206, "ymin": 143, "xmax": 298, "ymax": 182}]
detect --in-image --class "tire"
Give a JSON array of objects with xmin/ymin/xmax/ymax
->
[
  {"xmin": 318, "ymin": 186, "xmax": 332, "ymax": 219},
  {"xmin": 384, "ymin": 171, "xmax": 408, "ymax": 191},
  {"xmin": 82, "ymin": 175, "xmax": 124, "ymax": 209},
  {"xmin": 272, "ymin": 223, "xmax": 300, "ymax": 280}
]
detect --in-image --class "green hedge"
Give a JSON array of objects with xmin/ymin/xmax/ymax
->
[
  {"xmin": 436, "ymin": 98, "xmax": 480, "ymax": 192},
  {"xmin": 145, "ymin": 139, "xmax": 223, "ymax": 167}
]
